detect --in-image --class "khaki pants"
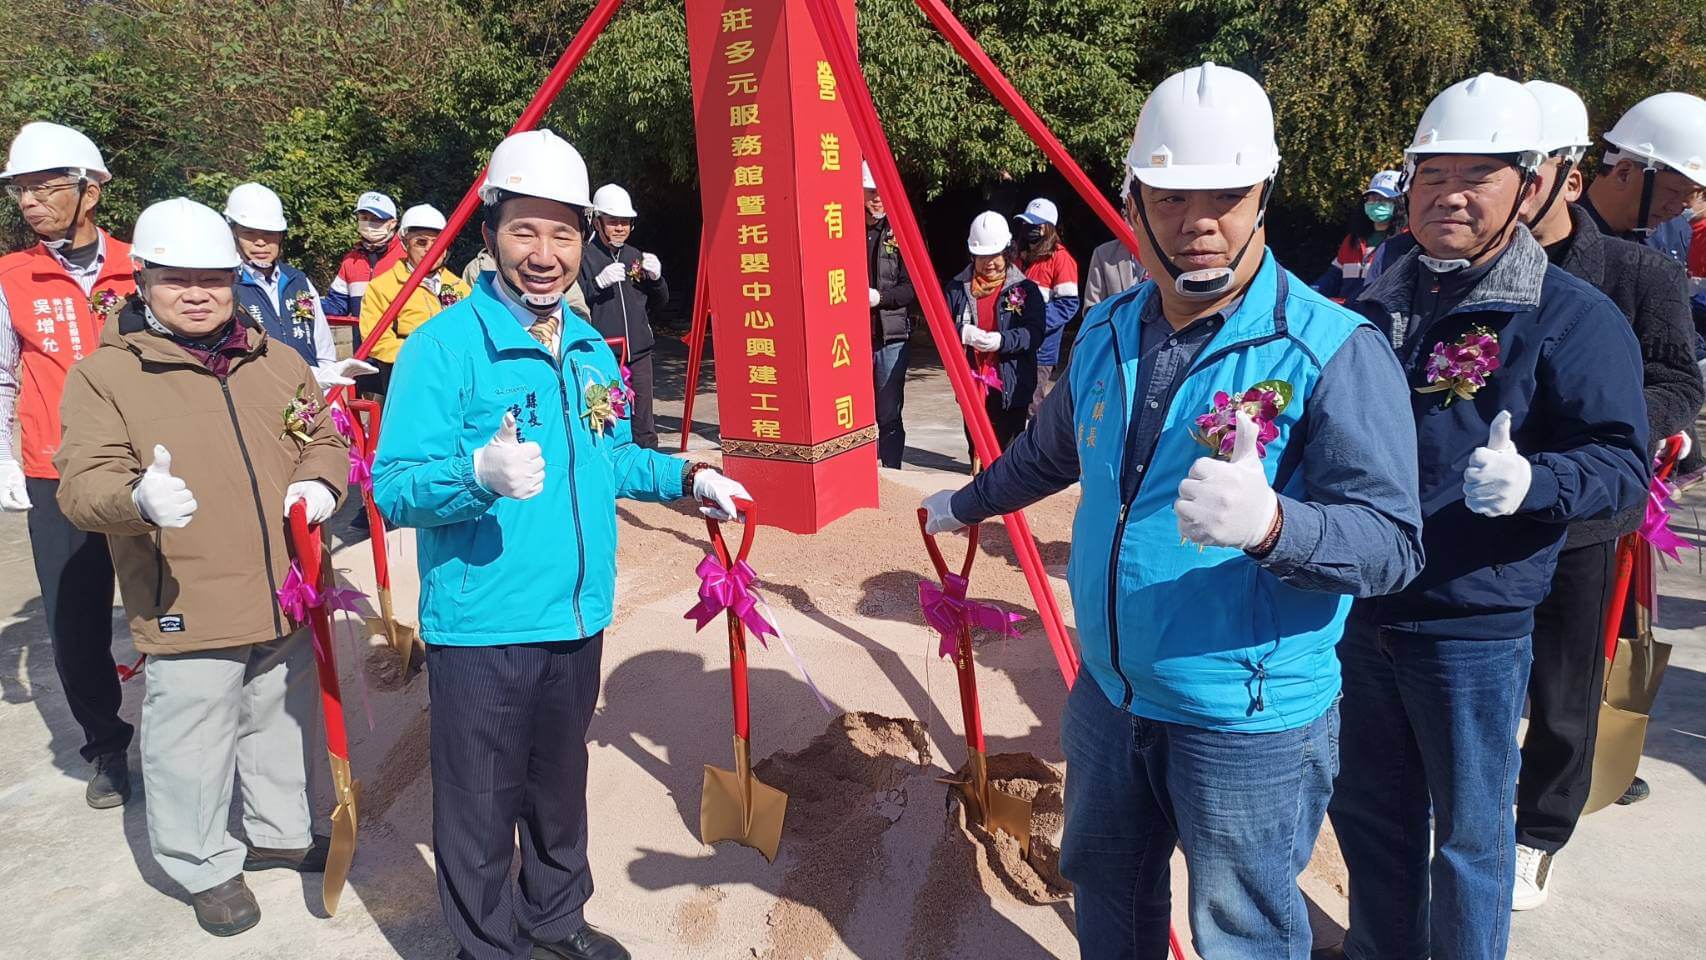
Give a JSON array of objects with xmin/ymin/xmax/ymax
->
[{"xmin": 140, "ymin": 631, "xmax": 314, "ymax": 894}]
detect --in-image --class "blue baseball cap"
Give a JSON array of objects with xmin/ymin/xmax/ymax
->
[
  {"xmin": 1365, "ymin": 170, "xmax": 1403, "ymax": 199},
  {"xmin": 355, "ymin": 191, "xmax": 397, "ymax": 219},
  {"xmin": 1015, "ymin": 197, "xmax": 1059, "ymax": 226}
]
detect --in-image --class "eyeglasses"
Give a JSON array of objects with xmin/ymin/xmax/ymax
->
[{"xmin": 5, "ymin": 179, "xmax": 82, "ymax": 202}]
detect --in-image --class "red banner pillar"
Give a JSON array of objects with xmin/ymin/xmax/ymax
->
[{"xmin": 687, "ymin": 0, "xmax": 878, "ymax": 534}]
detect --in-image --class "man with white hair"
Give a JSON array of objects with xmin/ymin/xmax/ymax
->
[{"xmin": 0, "ymin": 121, "xmax": 137, "ymax": 808}]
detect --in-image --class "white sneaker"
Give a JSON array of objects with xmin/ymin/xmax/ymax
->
[{"xmin": 1512, "ymin": 843, "xmax": 1552, "ymax": 911}]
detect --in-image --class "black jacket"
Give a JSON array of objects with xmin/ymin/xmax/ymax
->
[
  {"xmin": 867, "ymin": 217, "xmax": 915, "ymax": 343},
  {"xmin": 577, "ymin": 235, "xmax": 669, "ymax": 359},
  {"xmin": 1552, "ymin": 204, "xmax": 1703, "ymax": 547}
]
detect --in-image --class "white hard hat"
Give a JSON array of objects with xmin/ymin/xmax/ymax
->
[
  {"xmin": 480, "ymin": 129, "xmax": 592, "ymax": 210},
  {"xmin": 2, "ymin": 121, "xmax": 111, "ymax": 183},
  {"xmin": 591, "ymin": 183, "xmax": 638, "ymax": 218},
  {"xmin": 355, "ymin": 191, "xmax": 397, "ymax": 219},
  {"xmin": 1125, "ymin": 62, "xmax": 1280, "ymax": 191},
  {"xmin": 1603, "ymin": 91, "xmax": 1706, "ymax": 188},
  {"xmin": 1525, "ymin": 80, "xmax": 1593, "ymax": 159},
  {"xmin": 1406, "ymin": 73, "xmax": 1545, "ymax": 169},
  {"xmin": 223, "ymin": 182, "xmax": 288, "ymax": 232},
  {"xmin": 1365, "ymin": 170, "xmax": 1404, "ymax": 199},
  {"xmin": 861, "ymin": 161, "xmax": 877, "ymax": 190},
  {"xmin": 399, "ymin": 204, "xmax": 448, "ymax": 233},
  {"xmin": 130, "ymin": 197, "xmax": 241, "ymax": 270},
  {"xmin": 1016, "ymin": 197, "xmax": 1059, "ymax": 226},
  {"xmin": 967, "ymin": 211, "xmax": 1012, "ymax": 256}
]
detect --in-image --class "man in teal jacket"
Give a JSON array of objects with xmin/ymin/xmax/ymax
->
[
  {"xmin": 922, "ymin": 64, "xmax": 1424, "ymax": 958},
  {"xmin": 372, "ymin": 129, "xmax": 746, "ymax": 960}
]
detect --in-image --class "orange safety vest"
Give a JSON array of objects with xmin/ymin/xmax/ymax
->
[{"xmin": 0, "ymin": 231, "xmax": 135, "ymax": 478}]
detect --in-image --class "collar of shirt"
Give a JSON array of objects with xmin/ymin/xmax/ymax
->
[
  {"xmin": 490, "ymin": 273, "xmax": 565, "ymax": 357},
  {"xmin": 45, "ymin": 232, "xmax": 106, "ymax": 295},
  {"xmin": 1141, "ymin": 293, "xmax": 1245, "ymax": 335}
]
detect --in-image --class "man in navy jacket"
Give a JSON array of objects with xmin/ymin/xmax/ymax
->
[{"xmin": 1330, "ymin": 75, "xmax": 1649, "ymax": 960}]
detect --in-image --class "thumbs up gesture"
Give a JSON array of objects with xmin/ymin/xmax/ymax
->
[
  {"xmin": 1463, "ymin": 410, "xmax": 1531, "ymax": 517},
  {"xmin": 473, "ymin": 412, "xmax": 545, "ymax": 500},
  {"xmin": 1176, "ymin": 411, "xmax": 1280, "ymax": 550},
  {"xmin": 132, "ymin": 444, "xmax": 198, "ymax": 528}
]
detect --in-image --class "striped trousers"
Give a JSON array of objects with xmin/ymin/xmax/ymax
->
[{"xmin": 427, "ymin": 634, "xmax": 603, "ymax": 960}]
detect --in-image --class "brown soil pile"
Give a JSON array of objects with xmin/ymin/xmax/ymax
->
[{"xmin": 753, "ymin": 711, "xmax": 931, "ymax": 960}]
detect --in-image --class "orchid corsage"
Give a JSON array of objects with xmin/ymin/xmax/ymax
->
[
  {"xmin": 1418, "ymin": 327, "xmax": 1500, "ymax": 405},
  {"xmin": 582, "ymin": 378, "xmax": 626, "ymax": 438},
  {"xmin": 1003, "ymin": 286, "xmax": 1025, "ymax": 315},
  {"xmin": 89, "ymin": 289, "xmax": 121, "ymax": 317},
  {"xmin": 437, "ymin": 287, "xmax": 462, "ymax": 308},
  {"xmin": 280, "ymin": 384, "xmax": 320, "ymax": 446},
  {"xmin": 1191, "ymin": 380, "xmax": 1292, "ymax": 460},
  {"xmin": 627, "ymin": 259, "xmax": 644, "ymax": 283},
  {"xmin": 290, "ymin": 291, "xmax": 315, "ymax": 324}
]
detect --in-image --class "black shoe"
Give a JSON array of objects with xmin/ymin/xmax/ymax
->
[
  {"xmin": 86, "ymin": 751, "xmax": 131, "ymax": 809},
  {"xmin": 243, "ymin": 834, "xmax": 330, "ymax": 873},
  {"xmin": 191, "ymin": 875, "xmax": 260, "ymax": 937},
  {"xmin": 1310, "ymin": 946, "xmax": 1347, "ymax": 960},
  {"xmin": 1616, "ymin": 776, "xmax": 1651, "ymax": 805},
  {"xmin": 532, "ymin": 925, "xmax": 632, "ymax": 960}
]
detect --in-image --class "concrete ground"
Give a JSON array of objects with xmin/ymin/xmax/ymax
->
[{"xmin": 2, "ymin": 329, "xmax": 1702, "ymax": 958}]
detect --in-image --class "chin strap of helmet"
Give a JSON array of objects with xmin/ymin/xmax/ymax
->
[
  {"xmin": 1132, "ymin": 178, "xmax": 1273, "ymax": 300},
  {"xmin": 1633, "ymin": 161, "xmax": 1659, "ymax": 239},
  {"xmin": 42, "ymin": 168, "xmax": 91, "ymax": 251},
  {"xmin": 1529, "ymin": 147, "xmax": 1583, "ymax": 229}
]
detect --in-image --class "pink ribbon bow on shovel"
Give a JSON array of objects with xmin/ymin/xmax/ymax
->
[
  {"xmin": 1640, "ymin": 477, "xmax": 1692, "ymax": 563},
  {"xmin": 276, "ymin": 560, "xmax": 368, "ymax": 624},
  {"xmin": 685, "ymin": 554, "xmax": 778, "ymax": 646},
  {"xmin": 920, "ymin": 571, "xmax": 1024, "ymax": 659}
]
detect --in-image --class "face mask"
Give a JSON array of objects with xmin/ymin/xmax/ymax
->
[
  {"xmin": 1022, "ymin": 225, "xmax": 1045, "ymax": 246},
  {"xmin": 1364, "ymin": 200, "xmax": 1396, "ymax": 224},
  {"xmin": 357, "ymin": 222, "xmax": 394, "ymax": 245},
  {"xmin": 1682, "ymin": 207, "xmax": 1704, "ymax": 223}
]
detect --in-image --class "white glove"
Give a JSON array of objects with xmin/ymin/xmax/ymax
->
[
  {"xmin": 0, "ymin": 460, "xmax": 30, "ymax": 511},
  {"xmin": 922, "ymin": 489, "xmax": 966, "ymax": 535},
  {"xmin": 641, "ymin": 253, "xmax": 662, "ymax": 281},
  {"xmin": 473, "ymin": 412, "xmax": 545, "ymax": 500},
  {"xmin": 869, "ymin": 288, "xmax": 881, "ymax": 309},
  {"xmin": 132, "ymin": 444, "xmax": 198, "ymax": 528},
  {"xmin": 959, "ymin": 324, "xmax": 980, "ymax": 347},
  {"xmin": 1175, "ymin": 412, "xmax": 1279, "ymax": 550},
  {"xmin": 1463, "ymin": 410, "xmax": 1532, "ymax": 517},
  {"xmin": 693, "ymin": 468, "xmax": 750, "ymax": 522},
  {"xmin": 314, "ymin": 357, "xmax": 380, "ymax": 388},
  {"xmin": 960, "ymin": 326, "xmax": 1002, "ymax": 352},
  {"xmin": 594, "ymin": 261, "xmax": 627, "ymax": 290},
  {"xmin": 1672, "ymin": 431, "xmax": 1692, "ymax": 461},
  {"xmin": 284, "ymin": 480, "xmax": 337, "ymax": 524}
]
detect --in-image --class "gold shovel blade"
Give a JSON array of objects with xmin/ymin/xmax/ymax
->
[
  {"xmin": 1584, "ymin": 702, "xmax": 1648, "ymax": 815},
  {"xmin": 322, "ymin": 758, "xmax": 362, "ymax": 915},
  {"xmin": 700, "ymin": 738, "xmax": 787, "ymax": 861},
  {"xmin": 985, "ymin": 786, "xmax": 1034, "ymax": 857},
  {"xmin": 365, "ymin": 587, "xmax": 423, "ymax": 677}
]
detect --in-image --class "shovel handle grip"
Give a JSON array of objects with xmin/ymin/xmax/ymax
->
[
  {"xmin": 916, "ymin": 508, "xmax": 980, "ymax": 582},
  {"xmin": 288, "ymin": 502, "xmax": 351, "ymax": 763},
  {"xmin": 1603, "ymin": 533, "xmax": 1638, "ymax": 664},
  {"xmin": 707, "ymin": 499, "xmax": 757, "ymax": 741}
]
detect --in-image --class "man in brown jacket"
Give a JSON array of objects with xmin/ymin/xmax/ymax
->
[{"xmin": 55, "ymin": 198, "xmax": 348, "ymax": 938}]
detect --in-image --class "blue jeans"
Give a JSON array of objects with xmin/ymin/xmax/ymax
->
[
  {"xmin": 1329, "ymin": 621, "xmax": 1532, "ymax": 960},
  {"xmin": 873, "ymin": 339, "xmax": 909, "ymax": 468},
  {"xmin": 1059, "ymin": 677, "xmax": 1339, "ymax": 960}
]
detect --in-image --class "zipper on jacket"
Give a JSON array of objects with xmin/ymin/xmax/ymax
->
[
  {"xmin": 221, "ymin": 379, "xmax": 285, "ymax": 636},
  {"xmin": 1101, "ymin": 306, "xmax": 1292, "ymax": 710},
  {"xmin": 153, "ymin": 530, "xmax": 164, "ymax": 609},
  {"xmin": 557, "ymin": 357, "xmax": 590, "ymax": 638}
]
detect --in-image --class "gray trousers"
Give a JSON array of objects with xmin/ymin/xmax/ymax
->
[{"xmin": 140, "ymin": 631, "xmax": 315, "ymax": 894}]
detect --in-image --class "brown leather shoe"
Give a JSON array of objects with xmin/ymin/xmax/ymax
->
[
  {"xmin": 191, "ymin": 875, "xmax": 260, "ymax": 937},
  {"xmin": 243, "ymin": 834, "xmax": 330, "ymax": 873}
]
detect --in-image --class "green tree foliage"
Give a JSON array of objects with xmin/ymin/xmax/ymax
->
[{"xmin": 2, "ymin": 0, "xmax": 1702, "ymax": 278}]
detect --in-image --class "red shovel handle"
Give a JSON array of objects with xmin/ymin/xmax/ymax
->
[
  {"xmin": 346, "ymin": 399, "xmax": 391, "ymax": 587},
  {"xmin": 917, "ymin": 509, "xmax": 988, "ymax": 753},
  {"xmin": 288, "ymin": 502, "xmax": 350, "ymax": 763},
  {"xmin": 707, "ymin": 499, "xmax": 757, "ymax": 741}
]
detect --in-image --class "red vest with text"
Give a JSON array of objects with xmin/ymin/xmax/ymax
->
[{"xmin": 0, "ymin": 231, "xmax": 136, "ymax": 478}]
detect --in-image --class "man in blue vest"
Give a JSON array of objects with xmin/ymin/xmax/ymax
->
[
  {"xmin": 1330, "ymin": 75, "xmax": 1648, "ymax": 959},
  {"xmin": 921, "ymin": 62, "xmax": 1423, "ymax": 959},
  {"xmin": 372, "ymin": 129, "xmax": 747, "ymax": 960},
  {"xmin": 223, "ymin": 182, "xmax": 375, "ymax": 388}
]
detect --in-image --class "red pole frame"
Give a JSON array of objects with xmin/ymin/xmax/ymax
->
[
  {"xmin": 910, "ymin": 0, "xmax": 1140, "ymax": 258},
  {"xmin": 803, "ymin": 0, "xmax": 1078, "ymax": 685},
  {"xmin": 679, "ymin": 225, "xmax": 712, "ymax": 452},
  {"xmin": 327, "ymin": 0, "xmax": 627, "ymax": 408}
]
